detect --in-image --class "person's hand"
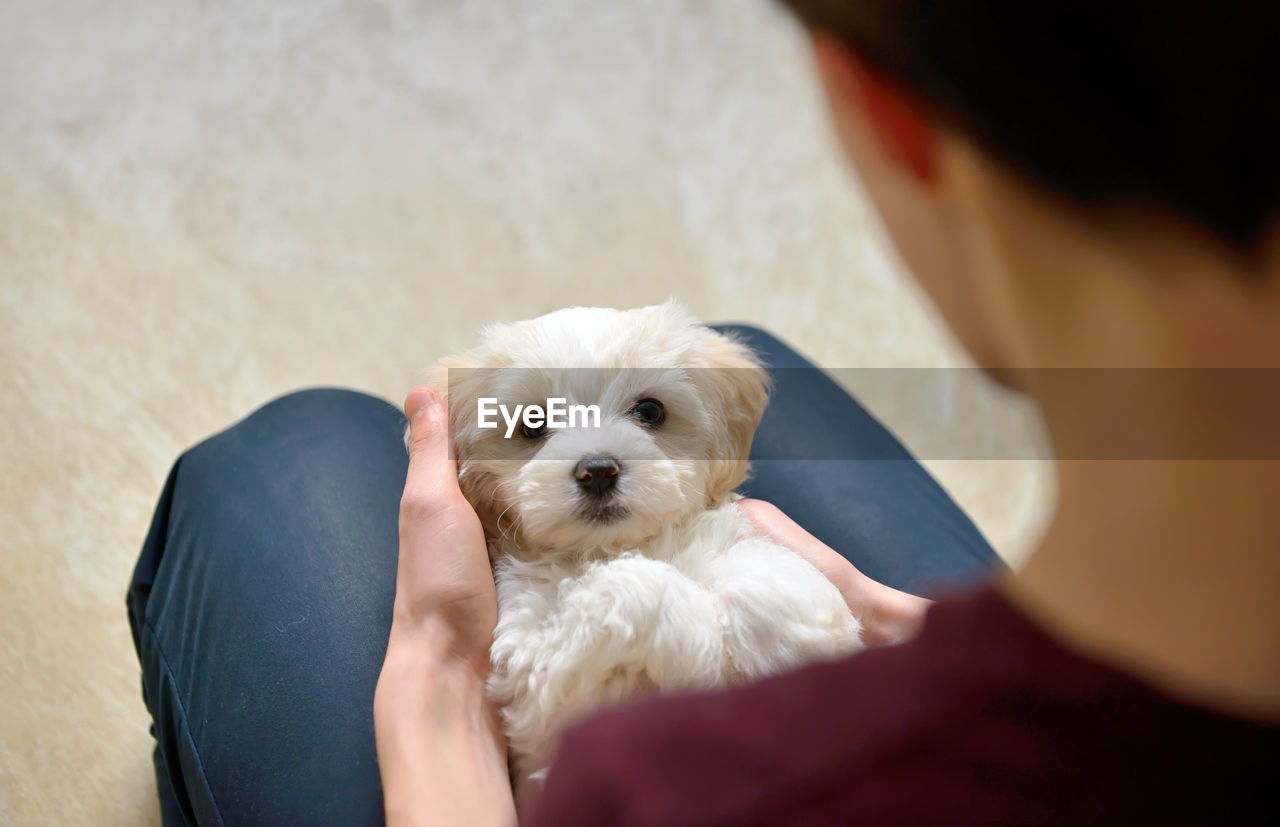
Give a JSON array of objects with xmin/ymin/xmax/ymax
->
[
  {"xmin": 738, "ymin": 498, "xmax": 932, "ymax": 646},
  {"xmin": 385, "ymin": 386, "xmax": 498, "ymax": 674},
  {"xmin": 373, "ymin": 387, "xmax": 514, "ymax": 827}
]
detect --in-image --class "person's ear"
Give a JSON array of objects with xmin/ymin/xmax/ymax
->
[{"xmin": 811, "ymin": 33, "xmax": 938, "ymax": 185}]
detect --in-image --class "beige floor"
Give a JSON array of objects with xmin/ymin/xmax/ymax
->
[{"xmin": 0, "ymin": 1, "xmax": 1053, "ymax": 823}]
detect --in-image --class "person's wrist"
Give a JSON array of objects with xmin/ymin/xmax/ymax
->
[
  {"xmin": 377, "ymin": 625, "xmax": 491, "ymax": 715},
  {"xmin": 375, "ymin": 640, "xmax": 510, "ymax": 820},
  {"xmin": 389, "ymin": 595, "xmax": 495, "ymax": 666}
]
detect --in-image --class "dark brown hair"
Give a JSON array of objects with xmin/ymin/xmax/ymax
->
[{"xmin": 778, "ymin": 1, "xmax": 1277, "ymax": 250}]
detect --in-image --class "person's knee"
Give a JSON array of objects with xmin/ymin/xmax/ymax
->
[
  {"xmin": 239, "ymin": 387, "xmax": 400, "ymax": 432},
  {"xmin": 178, "ymin": 387, "xmax": 404, "ymax": 496}
]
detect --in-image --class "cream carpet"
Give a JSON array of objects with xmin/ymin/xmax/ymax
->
[{"xmin": 0, "ymin": 1, "xmax": 1052, "ymax": 823}]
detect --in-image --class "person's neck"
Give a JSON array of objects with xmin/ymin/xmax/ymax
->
[
  {"xmin": 946, "ymin": 148, "xmax": 1280, "ymax": 718},
  {"xmin": 1004, "ymin": 458, "xmax": 1280, "ymax": 721}
]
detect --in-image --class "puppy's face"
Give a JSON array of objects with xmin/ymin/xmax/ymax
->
[{"xmin": 430, "ymin": 303, "xmax": 769, "ymax": 552}]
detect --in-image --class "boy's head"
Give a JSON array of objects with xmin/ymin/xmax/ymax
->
[
  {"xmin": 779, "ymin": 0, "xmax": 1278, "ymax": 374},
  {"xmin": 780, "ymin": 0, "xmax": 1276, "ymax": 250}
]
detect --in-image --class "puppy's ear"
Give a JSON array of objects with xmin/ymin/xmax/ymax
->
[
  {"xmin": 429, "ymin": 321, "xmax": 519, "ymax": 440},
  {"xmin": 695, "ymin": 329, "xmax": 772, "ymax": 505}
]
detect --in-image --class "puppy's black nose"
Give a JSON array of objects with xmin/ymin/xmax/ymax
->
[{"xmin": 574, "ymin": 456, "xmax": 620, "ymax": 497}]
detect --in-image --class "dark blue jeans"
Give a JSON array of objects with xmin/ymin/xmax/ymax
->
[{"xmin": 127, "ymin": 326, "xmax": 1001, "ymax": 825}]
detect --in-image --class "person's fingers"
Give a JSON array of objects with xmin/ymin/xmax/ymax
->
[
  {"xmin": 739, "ymin": 498, "xmax": 849, "ymax": 569},
  {"xmin": 739, "ymin": 498, "xmax": 931, "ymax": 645},
  {"xmin": 404, "ymin": 386, "xmax": 434, "ymax": 428},
  {"xmin": 739, "ymin": 498, "xmax": 861, "ymax": 596},
  {"xmin": 404, "ymin": 387, "xmax": 447, "ymax": 457},
  {"xmin": 402, "ymin": 387, "xmax": 460, "ymax": 509}
]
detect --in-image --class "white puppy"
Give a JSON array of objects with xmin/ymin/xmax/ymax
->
[{"xmin": 425, "ymin": 302, "xmax": 862, "ymax": 791}]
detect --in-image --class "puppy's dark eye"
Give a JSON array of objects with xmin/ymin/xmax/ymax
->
[
  {"xmin": 631, "ymin": 398, "xmax": 666, "ymax": 426},
  {"xmin": 521, "ymin": 422, "xmax": 548, "ymax": 440}
]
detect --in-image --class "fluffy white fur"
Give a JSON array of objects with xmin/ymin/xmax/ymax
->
[{"xmin": 428, "ymin": 302, "xmax": 864, "ymax": 790}]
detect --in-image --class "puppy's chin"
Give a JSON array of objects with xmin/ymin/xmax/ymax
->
[
  {"xmin": 518, "ymin": 503, "xmax": 684, "ymax": 553},
  {"xmin": 576, "ymin": 497, "xmax": 630, "ymax": 527}
]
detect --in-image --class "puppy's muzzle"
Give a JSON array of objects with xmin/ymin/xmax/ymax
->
[{"xmin": 574, "ymin": 455, "xmax": 621, "ymax": 498}]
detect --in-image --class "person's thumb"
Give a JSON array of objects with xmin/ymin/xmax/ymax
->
[
  {"xmin": 403, "ymin": 387, "xmax": 457, "ymax": 488},
  {"xmin": 404, "ymin": 386, "xmax": 437, "ymax": 435}
]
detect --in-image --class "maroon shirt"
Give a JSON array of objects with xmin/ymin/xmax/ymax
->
[{"xmin": 523, "ymin": 587, "xmax": 1276, "ymax": 825}]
